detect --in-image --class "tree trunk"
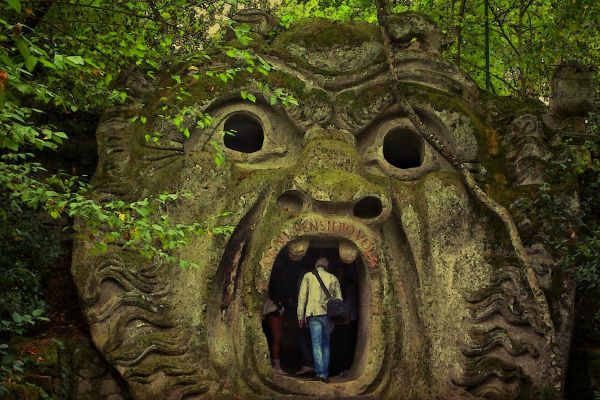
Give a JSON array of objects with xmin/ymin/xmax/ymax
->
[
  {"xmin": 455, "ymin": 0, "xmax": 467, "ymax": 66},
  {"xmin": 484, "ymin": 0, "xmax": 491, "ymax": 90}
]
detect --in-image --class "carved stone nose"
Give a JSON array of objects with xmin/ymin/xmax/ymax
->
[
  {"xmin": 277, "ymin": 190, "xmax": 305, "ymax": 213},
  {"xmin": 353, "ymin": 195, "xmax": 383, "ymax": 219},
  {"xmin": 287, "ymin": 127, "xmax": 390, "ymax": 223}
]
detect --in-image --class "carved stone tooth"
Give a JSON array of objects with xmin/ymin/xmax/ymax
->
[
  {"xmin": 339, "ymin": 239, "xmax": 358, "ymax": 264},
  {"xmin": 287, "ymin": 238, "xmax": 309, "ymax": 261}
]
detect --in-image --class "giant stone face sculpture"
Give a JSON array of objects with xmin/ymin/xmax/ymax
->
[{"xmin": 72, "ymin": 11, "xmax": 579, "ymax": 400}]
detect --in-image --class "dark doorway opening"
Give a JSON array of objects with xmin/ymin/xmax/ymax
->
[{"xmin": 262, "ymin": 241, "xmax": 361, "ymax": 379}]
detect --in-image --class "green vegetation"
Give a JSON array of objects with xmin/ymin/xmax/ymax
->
[{"xmin": 512, "ymin": 132, "xmax": 600, "ymax": 342}]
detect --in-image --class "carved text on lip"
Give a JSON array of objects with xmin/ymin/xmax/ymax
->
[{"xmin": 261, "ymin": 216, "xmax": 380, "ymax": 270}]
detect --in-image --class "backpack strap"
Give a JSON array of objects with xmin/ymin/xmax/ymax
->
[{"xmin": 311, "ymin": 270, "xmax": 332, "ymax": 300}]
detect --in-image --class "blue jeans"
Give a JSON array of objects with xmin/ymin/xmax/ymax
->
[{"xmin": 308, "ymin": 315, "xmax": 333, "ymax": 378}]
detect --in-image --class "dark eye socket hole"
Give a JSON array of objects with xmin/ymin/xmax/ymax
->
[
  {"xmin": 383, "ymin": 129, "xmax": 424, "ymax": 169},
  {"xmin": 353, "ymin": 196, "xmax": 383, "ymax": 219},
  {"xmin": 223, "ymin": 114, "xmax": 264, "ymax": 153}
]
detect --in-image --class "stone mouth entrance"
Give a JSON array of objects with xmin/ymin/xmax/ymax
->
[{"xmin": 264, "ymin": 239, "xmax": 363, "ymax": 380}]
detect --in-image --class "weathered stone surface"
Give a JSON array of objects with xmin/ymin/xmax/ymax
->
[
  {"xmin": 71, "ymin": 341, "xmax": 129, "ymax": 400},
  {"xmin": 71, "ymin": 10, "xmax": 590, "ymax": 400}
]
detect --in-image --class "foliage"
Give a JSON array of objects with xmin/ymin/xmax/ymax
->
[
  {"xmin": 0, "ymin": 341, "xmax": 55, "ymax": 398},
  {"xmin": 511, "ymin": 113, "xmax": 600, "ymax": 343},
  {"xmin": 0, "ymin": 204, "xmax": 57, "ymax": 336},
  {"xmin": 0, "ymin": 205, "xmax": 55, "ymax": 396},
  {"xmin": 0, "ymin": 0, "xmax": 255, "ymax": 392},
  {"xmin": 277, "ymin": 0, "xmax": 377, "ymax": 25}
]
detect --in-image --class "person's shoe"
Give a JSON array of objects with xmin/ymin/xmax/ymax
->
[
  {"xmin": 319, "ymin": 376, "xmax": 329, "ymax": 383},
  {"xmin": 294, "ymin": 366, "xmax": 314, "ymax": 376},
  {"xmin": 272, "ymin": 366, "xmax": 287, "ymax": 375},
  {"xmin": 335, "ymin": 370, "xmax": 348, "ymax": 378}
]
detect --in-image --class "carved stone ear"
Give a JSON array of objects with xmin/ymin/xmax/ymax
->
[
  {"xmin": 387, "ymin": 12, "xmax": 452, "ymax": 55},
  {"xmin": 231, "ymin": 9, "xmax": 279, "ymax": 35}
]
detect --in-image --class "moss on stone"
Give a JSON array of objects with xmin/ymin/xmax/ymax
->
[
  {"xmin": 274, "ymin": 18, "xmax": 381, "ymax": 51},
  {"xmin": 270, "ymin": 18, "xmax": 385, "ymax": 76},
  {"xmin": 337, "ymin": 84, "xmax": 391, "ymax": 117}
]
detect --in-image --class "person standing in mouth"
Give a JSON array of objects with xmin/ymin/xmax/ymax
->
[
  {"xmin": 263, "ymin": 296, "xmax": 285, "ymax": 374},
  {"xmin": 297, "ymin": 257, "xmax": 342, "ymax": 383}
]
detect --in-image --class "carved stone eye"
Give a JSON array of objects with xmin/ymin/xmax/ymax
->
[
  {"xmin": 383, "ymin": 128, "xmax": 424, "ymax": 169},
  {"xmin": 223, "ymin": 113, "xmax": 264, "ymax": 153}
]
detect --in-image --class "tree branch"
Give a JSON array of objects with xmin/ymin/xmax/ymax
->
[
  {"xmin": 489, "ymin": 0, "xmax": 521, "ymax": 57},
  {"xmin": 460, "ymin": 58, "xmax": 519, "ymax": 93}
]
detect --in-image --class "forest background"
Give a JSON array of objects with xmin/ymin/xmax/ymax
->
[{"xmin": 0, "ymin": 0, "xmax": 599, "ymax": 397}]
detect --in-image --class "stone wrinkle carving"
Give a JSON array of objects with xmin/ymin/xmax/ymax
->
[
  {"xmin": 504, "ymin": 114, "xmax": 551, "ymax": 186},
  {"xmin": 71, "ymin": 9, "xmax": 581, "ymax": 400}
]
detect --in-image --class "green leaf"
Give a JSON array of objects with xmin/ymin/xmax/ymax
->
[
  {"xmin": 31, "ymin": 309, "xmax": 44, "ymax": 317},
  {"xmin": 24, "ymin": 55, "xmax": 38, "ymax": 71},
  {"xmin": 146, "ymin": 59, "xmax": 160, "ymax": 70},
  {"xmin": 38, "ymin": 57, "xmax": 57, "ymax": 70},
  {"xmin": 66, "ymin": 55, "xmax": 85, "ymax": 65},
  {"xmin": 11, "ymin": 312, "xmax": 22, "ymax": 324},
  {"xmin": 0, "ymin": 51, "xmax": 15, "ymax": 68},
  {"xmin": 5, "ymin": 0, "xmax": 21, "ymax": 13},
  {"xmin": 15, "ymin": 39, "xmax": 29, "ymax": 60},
  {"xmin": 53, "ymin": 54, "xmax": 65, "ymax": 69}
]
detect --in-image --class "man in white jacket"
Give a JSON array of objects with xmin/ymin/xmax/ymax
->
[{"xmin": 297, "ymin": 257, "xmax": 342, "ymax": 383}]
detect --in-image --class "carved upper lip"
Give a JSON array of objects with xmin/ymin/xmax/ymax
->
[{"xmin": 257, "ymin": 215, "xmax": 380, "ymax": 288}]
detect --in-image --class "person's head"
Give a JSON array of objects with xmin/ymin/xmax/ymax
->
[{"xmin": 314, "ymin": 257, "xmax": 329, "ymax": 270}]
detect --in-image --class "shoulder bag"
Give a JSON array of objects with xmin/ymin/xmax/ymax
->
[{"xmin": 311, "ymin": 271, "xmax": 349, "ymax": 323}]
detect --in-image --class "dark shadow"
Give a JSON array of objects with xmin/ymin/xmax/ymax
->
[
  {"xmin": 263, "ymin": 242, "xmax": 360, "ymax": 378},
  {"xmin": 223, "ymin": 113, "xmax": 264, "ymax": 153},
  {"xmin": 383, "ymin": 128, "xmax": 424, "ymax": 169}
]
